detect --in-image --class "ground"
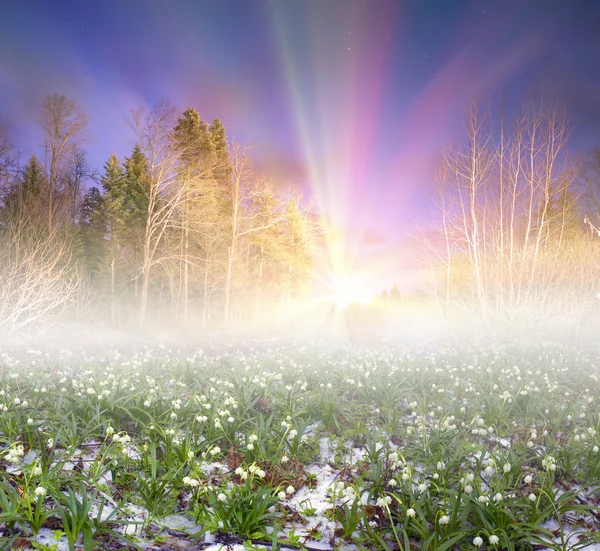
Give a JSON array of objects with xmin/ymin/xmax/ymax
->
[{"xmin": 0, "ymin": 336, "xmax": 598, "ymax": 550}]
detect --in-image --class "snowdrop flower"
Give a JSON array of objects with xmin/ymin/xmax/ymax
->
[
  {"xmin": 489, "ymin": 534, "xmax": 499, "ymax": 545},
  {"xmin": 464, "ymin": 484, "xmax": 473, "ymax": 494},
  {"xmin": 289, "ymin": 429, "xmax": 298, "ymax": 438},
  {"xmin": 438, "ymin": 515, "xmax": 450, "ymax": 525},
  {"xmin": 27, "ymin": 418, "xmax": 33, "ymax": 425},
  {"xmin": 473, "ymin": 536, "xmax": 483, "ymax": 546},
  {"xmin": 286, "ymin": 485, "xmax": 295, "ymax": 494},
  {"xmin": 524, "ymin": 474, "xmax": 533, "ymax": 484},
  {"xmin": 34, "ymin": 486, "xmax": 47, "ymax": 497},
  {"xmin": 376, "ymin": 496, "xmax": 392, "ymax": 507},
  {"xmin": 278, "ymin": 491, "xmax": 286, "ymax": 500},
  {"xmin": 281, "ymin": 455, "xmax": 289, "ymax": 463},
  {"xmin": 493, "ymin": 492, "xmax": 503, "ymax": 502},
  {"xmin": 406, "ymin": 508, "xmax": 416, "ymax": 518},
  {"xmin": 217, "ymin": 493, "xmax": 227, "ymax": 502},
  {"xmin": 503, "ymin": 462, "xmax": 511, "ymax": 473},
  {"xmin": 528, "ymin": 493, "xmax": 537, "ymax": 502},
  {"xmin": 33, "ymin": 465, "xmax": 42, "ymax": 476},
  {"xmin": 144, "ymin": 400, "xmax": 151, "ymax": 407}
]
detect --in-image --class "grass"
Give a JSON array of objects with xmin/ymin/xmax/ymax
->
[{"xmin": 0, "ymin": 339, "xmax": 598, "ymax": 550}]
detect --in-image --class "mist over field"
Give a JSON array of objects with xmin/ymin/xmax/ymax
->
[{"xmin": 1, "ymin": 1, "xmax": 600, "ymax": 550}]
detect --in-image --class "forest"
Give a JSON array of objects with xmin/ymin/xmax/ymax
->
[
  {"xmin": 1, "ymin": 92, "xmax": 599, "ymax": 339},
  {"xmin": 0, "ymin": 95, "xmax": 321, "ymax": 336}
]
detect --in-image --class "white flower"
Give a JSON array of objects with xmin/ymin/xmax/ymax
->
[
  {"xmin": 289, "ymin": 429, "xmax": 298, "ymax": 438},
  {"xmin": 33, "ymin": 465, "xmax": 42, "ymax": 476},
  {"xmin": 489, "ymin": 534, "xmax": 499, "ymax": 545},
  {"xmin": 376, "ymin": 495, "xmax": 392, "ymax": 507},
  {"xmin": 217, "ymin": 493, "xmax": 227, "ymax": 502},
  {"xmin": 406, "ymin": 508, "xmax": 416, "ymax": 518},
  {"xmin": 473, "ymin": 536, "xmax": 483, "ymax": 546},
  {"xmin": 528, "ymin": 493, "xmax": 537, "ymax": 502},
  {"xmin": 27, "ymin": 418, "xmax": 33, "ymax": 425},
  {"xmin": 278, "ymin": 491, "xmax": 286, "ymax": 500},
  {"xmin": 524, "ymin": 474, "xmax": 533, "ymax": 484},
  {"xmin": 438, "ymin": 514, "xmax": 450, "ymax": 525},
  {"xmin": 503, "ymin": 463, "xmax": 511, "ymax": 473},
  {"xmin": 34, "ymin": 486, "xmax": 47, "ymax": 497},
  {"xmin": 286, "ymin": 485, "xmax": 295, "ymax": 494},
  {"xmin": 281, "ymin": 455, "xmax": 289, "ymax": 463},
  {"xmin": 464, "ymin": 485, "xmax": 473, "ymax": 494}
]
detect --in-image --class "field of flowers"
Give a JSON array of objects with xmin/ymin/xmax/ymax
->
[{"xmin": 0, "ymin": 339, "xmax": 599, "ymax": 551}]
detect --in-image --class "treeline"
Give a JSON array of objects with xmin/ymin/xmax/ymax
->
[
  {"xmin": 0, "ymin": 95, "xmax": 320, "ymax": 335},
  {"xmin": 423, "ymin": 94, "xmax": 600, "ymax": 337}
]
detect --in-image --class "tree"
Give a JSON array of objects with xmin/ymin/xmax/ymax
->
[
  {"xmin": 172, "ymin": 107, "xmax": 221, "ymax": 323},
  {"xmin": 427, "ymin": 94, "xmax": 584, "ymax": 332},
  {"xmin": 79, "ymin": 186, "xmax": 106, "ymax": 280},
  {"xmin": 131, "ymin": 102, "xmax": 209, "ymax": 327},
  {"xmin": 41, "ymin": 94, "xmax": 87, "ymax": 230},
  {"xmin": 1, "ymin": 154, "xmax": 47, "ymax": 223}
]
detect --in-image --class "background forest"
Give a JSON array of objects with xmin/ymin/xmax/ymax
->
[{"xmin": 1, "ymin": 93, "xmax": 600, "ymax": 339}]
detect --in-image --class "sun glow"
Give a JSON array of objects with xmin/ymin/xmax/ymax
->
[{"xmin": 328, "ymin": 273, "xmax": 373, "ymax": 310}]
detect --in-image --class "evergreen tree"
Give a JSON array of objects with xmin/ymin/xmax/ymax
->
[
  {"xmin": 2, "ymin": 154, "xmax": 47, "ymax": 220},
  {"xmin": 173, "ymin": 107, "xmax": 213, "ymax": 163},
  {"xmin": 209, "ymin": 118, "xmax": 228, "ymax": 156},
  {"xmin": 79, "ymin": 186, "xmax": 106, "ymax": 279},
  {"xmin": 123, "ymin": 145, "xmax": 150, "ymax": 227},
  {"xmin": 22, "ymin": 154, "xmax": 46, "ymax": 199}
]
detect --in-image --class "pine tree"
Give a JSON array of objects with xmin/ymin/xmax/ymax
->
[
  {"xmin": 22, "ymin": 154, "xmax": 46, "ymax": 199},
  {"xmin": 209, "ymin": 118, "xmax": 228, "ymax": 156},
  {"xmin": 2, "ymin": 154, "xmax": 47, "ymax": 221},
  {"xmin": 79, "ymin": 186, "xmax": 106, "ymax": 280}
]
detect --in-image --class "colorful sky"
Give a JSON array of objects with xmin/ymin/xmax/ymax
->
[{"xmin": 1, "ymin": 0, "xmax": 599, "ymax": 293}]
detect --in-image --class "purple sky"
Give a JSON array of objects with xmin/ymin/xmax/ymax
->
[{"xmin": 1, "ymin": 0, "xmax": 599, "ymax": 290}]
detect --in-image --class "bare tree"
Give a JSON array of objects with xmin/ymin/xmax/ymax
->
[
  {"xmin": 427, "ymin": 95, "xmax": 581, "ymax": 332},
  {"xmin": 41, "ymin": 94, "xmax": 87, "ymax": 230},
  {"xmin": 222, "ymin": 145, "xmax": 287, "ymax": 325},
  {"xmin": 0, "ymin": 211, "xmax": 80, "ymax": 335},
  {"xmin": 131, "ymin": 102, "xmax": 221, "ymax": 327}
]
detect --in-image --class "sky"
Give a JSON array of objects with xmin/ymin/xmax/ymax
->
[{"xmin": 1, "ymin": 0, "xmax": 599, "ymax": 292}]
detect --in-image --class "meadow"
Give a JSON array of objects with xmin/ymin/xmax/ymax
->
[{"xmin": 0, "ymin": 339, "xmax": 598, "ymax": 551}]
